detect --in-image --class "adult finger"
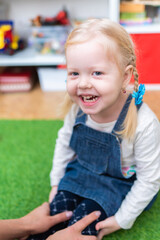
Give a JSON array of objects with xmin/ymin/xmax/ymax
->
[
  {"xmin": 82, "ymin": 236, "xmax": 97, "ymax": 240},
  {"xmin": 73, "ymin": 211, "xmax": 101, "ymax": 232},
  {"xmin": 37, "ymin": 202, "xmax": 50, "ymax": 215},
  {"xmin": 50, "ymin": 211, "xmax": 73, "ymax": 226},
  {"xmin": 19, "ymin": 237, "xmax": 28, "ymax": 240},
  {"xmin": 40, "ymin": 202, "xmax": 50, "ymax": 210}
]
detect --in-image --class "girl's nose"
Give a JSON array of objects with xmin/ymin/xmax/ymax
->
[{"xmin": 78, "ymin": 76, "xmax": 92, "ymax": 89}]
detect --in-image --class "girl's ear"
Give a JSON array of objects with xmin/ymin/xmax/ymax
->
[{"xmin": 123, "ymin": 65, "xmax": 133, "ymax": 88}]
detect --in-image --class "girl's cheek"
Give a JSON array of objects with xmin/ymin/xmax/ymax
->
[
  {"xmin": 66, "ymin": 81, "xmax": 71, "ymax": 91},
  {"xmin": 67, "ymin": 84, "xmax": 75, "ymax": 96},
  {"xmin": 67, "ymin": 81, "xmax": 76, "ymax": 90}
]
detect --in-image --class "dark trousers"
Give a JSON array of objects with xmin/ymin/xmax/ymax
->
[{"xmin": 27, "ymin": 190, "xmax": 107, "ymax": 240}]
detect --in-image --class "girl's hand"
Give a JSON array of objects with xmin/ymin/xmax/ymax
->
[
  {"xmin": 95, "ymin": 216, "xmax": 121, "ymax": 240},
  {"xmin": 49, "ymin": 186, "xmax": 58, "ymax": 203}
]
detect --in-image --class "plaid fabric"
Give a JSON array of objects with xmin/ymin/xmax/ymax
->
[{"xmin": 27, "ymin": 190, "xmax": 107, "ymax": 240}]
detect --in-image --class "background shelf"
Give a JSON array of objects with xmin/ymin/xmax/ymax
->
[
  {"xmin": 0, "ymin": 48, "xmax": 65, "ymax": 66},
  {"xmin": 125, "ymin": 23, "xmax": 160, "ymax": 33}
]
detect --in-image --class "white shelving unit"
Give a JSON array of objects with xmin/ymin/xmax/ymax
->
[
  {"xmin": 121, "ymin": 0, "xmax": 160, "ymax": 33},
  {"xmin": 0, "ymin": 48, "xmax": 65, "ymax": 67},
  {"xmin": 0, "ymin": 0, "xmax": 120, "ymax": 67},
  {"xmin": 1, "ymin": 0, "xmax": 160, "ymax": 66},
  {"xmin": 125, "ymin": 23, "xmax": 160, "ymax": 33}
]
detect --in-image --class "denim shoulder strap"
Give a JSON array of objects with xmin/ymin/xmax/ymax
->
[
  {"xmin": 75, "ymin": 109, "xmax": 87, "ymax": 124},
  {"xmin": 112, "ymin": 94, "xmax": 143, "ymax": 140},
  {"xmin": 74, "ymin": 96, "xmax": 143, "ymax": 130}
]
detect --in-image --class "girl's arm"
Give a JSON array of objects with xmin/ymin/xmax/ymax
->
[
  {"xmin": 115, "ymin": 107, "xmax": 160, "ymax": 229},
  {"xmin": 50, "ymin": 104, "xmax": 79, "ymax": 187},
  {"xmin": 49, "ymin": 186, "xmax": 58, "ymax": 202}
]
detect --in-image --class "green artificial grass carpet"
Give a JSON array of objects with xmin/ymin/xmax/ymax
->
[{"xmin": 0, "ymin": 120, "xmax": 160, "ymax": 240}]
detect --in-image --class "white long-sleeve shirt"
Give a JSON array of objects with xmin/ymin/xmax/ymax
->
[{"xmin": 50, "ymin": 103, "xmax": 160, "ymax": 229}]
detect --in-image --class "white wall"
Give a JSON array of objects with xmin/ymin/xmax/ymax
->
[{"xmin": 1, "ymin": 0, "xmax": 119, "ymax": 37}]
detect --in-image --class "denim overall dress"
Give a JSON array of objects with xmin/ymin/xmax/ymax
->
[{"xmin": 58, "ymin": 95, "xmax": 143, "ymax": 217}]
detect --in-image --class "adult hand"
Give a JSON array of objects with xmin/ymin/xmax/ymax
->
[
  {"xmin": 49, "ymin": 186, "xmax": 58, "ymax": 203},
  {"xmin": 20, "ymin": 202, "xmax": 73, "ymax": 239},
  {"xmin": 95, "ymin": 216, "xmax": 121, "ymax": 240},
  {"xmin": 47, "ymin": 211, "xmax": 101, "ymax": 240}
]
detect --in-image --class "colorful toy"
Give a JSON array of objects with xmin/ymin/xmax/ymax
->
[
  {"xmin": 30, "ymin": 9, "xmax": 71, "ymax": 55},
  {"xmin": 31, "ymin": 9, "xmax": 70, "ymax": 27},
  {"xmin": 0, "ymin": 20, "xmax": 26, "ymax": 55}
]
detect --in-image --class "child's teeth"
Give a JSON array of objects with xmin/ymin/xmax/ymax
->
[{"xmin": 82, "ymin": 96, "xmax": 98, "ymax": 102}]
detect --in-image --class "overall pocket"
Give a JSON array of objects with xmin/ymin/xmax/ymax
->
[{"xmin": 76, "ymin": 135, "xmax": 110, "ymax": 174}]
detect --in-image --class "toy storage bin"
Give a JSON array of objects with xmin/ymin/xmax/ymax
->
[
  {"xmin": 29, "ymin": 25, "xmax": 71, "ymax": 54},
  {"xmin": 37, "ymin": 67, "xmax": 67, "ymax": 92},
  {"xmin": 0, "ymin": 71, "xmax": 33, "ymax": 93}
]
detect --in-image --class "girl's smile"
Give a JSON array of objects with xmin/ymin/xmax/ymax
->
[{"xmin": 80, "ymin": 95, "xmax": 99, "ymax": 106}]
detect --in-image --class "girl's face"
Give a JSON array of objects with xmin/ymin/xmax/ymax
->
[{"xmin": 66, "ymin": 39, "xmax": 132, "ymax": 123}]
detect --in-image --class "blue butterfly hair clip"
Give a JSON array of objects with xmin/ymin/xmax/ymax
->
[{"xmin": 132, "ymin": 84, "xmax": 145, "ymax": 105}]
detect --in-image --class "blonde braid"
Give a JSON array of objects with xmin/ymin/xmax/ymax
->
[
  {"xmin": 117, "ymin": 55, "xmax": 139, "ymax": 141},
  {"xmin": 132, "ymin": 55, "xmax": 139, "ymax": 92}
]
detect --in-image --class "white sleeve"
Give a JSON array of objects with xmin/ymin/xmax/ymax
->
[
  {"xmin": 50, "ymin": 104, "xmax": 79, "ymax": 186},
  {"xmin": 115, "ymin": 114, "xmax": 160, "ymax": 229}
]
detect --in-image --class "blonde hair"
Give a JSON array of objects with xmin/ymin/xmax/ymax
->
[{"xmin": 62, "ymin": 18, "xmax": 139, "ymax": 141}]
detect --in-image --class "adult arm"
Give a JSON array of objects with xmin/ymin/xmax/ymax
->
[
  {"xmin": 0, "ymin": 202, "xmax": 72, "ymax": 240},
  {"xmin": 46, "ymin": 211, "xmax": 101, "ymax": 240}
]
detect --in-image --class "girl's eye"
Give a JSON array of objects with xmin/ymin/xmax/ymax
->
[
  {"xmin": 93, "ymin": 71, "xmax": 102, "ymax": 76},
  {"xmin": 71, "ymin": 72, "xmax": 79, "ymax": 76}
]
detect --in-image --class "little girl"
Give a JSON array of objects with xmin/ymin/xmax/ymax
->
[{"xmin": 29, "ymin": 19, "xmax": 160, "ymax": 240}]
